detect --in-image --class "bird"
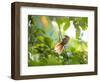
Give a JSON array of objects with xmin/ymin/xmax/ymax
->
[{"xmin": 54, "ymin": 35, "xmax": 70, "ymax": 54}]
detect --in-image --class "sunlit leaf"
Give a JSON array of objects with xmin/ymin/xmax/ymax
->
[
  {"xmin": 37, "ymin": 36, "xmax": 44, "ymax": 42},
  {"xmin": 40, "ymin": 16, "xmax": 49, "ymax": 28},
  {"xmin": 56, "ymin": 17, "xmax": 70, "ymax": 30},
  {"xmin": 63, "ymin": 21, "xmax": 70, "ymax": 31}
]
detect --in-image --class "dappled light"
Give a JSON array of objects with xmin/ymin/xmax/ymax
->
[{"xmin": 28, "ymin": 15, "xmax": 88, "ymax": 66}]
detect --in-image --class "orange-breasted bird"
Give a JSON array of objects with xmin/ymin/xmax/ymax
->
[{"xmin": 54, "ymin": 35, "xmax": 70, "ymax": 54}]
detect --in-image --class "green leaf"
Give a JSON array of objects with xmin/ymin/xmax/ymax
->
[
  {"xmin": 44, "ymin": 36, "xmax": 52, "ymax": 47},
  {"xmin": 56, "ymin": 18, "xmax": 63, "ymax": 28},
  {"xmin": 73, "ymin": 17, "xmax": 88, "ymax": 31},
  {"xmin": 63, "ymin": 21, "xmax": 70, "ymax": 31},
  {"xmin": 78, "ymin": 17, "xmax": 88, "ymax": 30},
  {"xmin": 79, "ymin": 22, "xmax": 87, "ymax": 31},
  {"xmin": 37, "ymin": 36, "xmax": 44, "ymax": 42},
  {"xmin": 56, "ymin": 17, "xmax": 70, "ymax": 30}
]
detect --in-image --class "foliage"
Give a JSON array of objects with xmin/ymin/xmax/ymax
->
[{"xmin": 28, "ymin": 15, "xmax": 88, "ymax": 66}]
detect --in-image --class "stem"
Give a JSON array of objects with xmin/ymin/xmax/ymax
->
[
  {"xmin": 58, "ymin": 26, "xmax": 62, "ymax": 42},
  {"xmin": 58, "ymin": 29, "xmax": 60, "ymax": 42}
]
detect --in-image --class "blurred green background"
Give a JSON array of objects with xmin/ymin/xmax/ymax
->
[{"xmin": 28, "ymin": 15, "xmax": 88, "ymax": 66}]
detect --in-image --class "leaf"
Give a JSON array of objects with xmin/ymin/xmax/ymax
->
[
  {"xmin": 73, "ymin": 17, "xmax": 88, "ymax": 31},
  {"xmin": 69, "ymin": 54, "xmax": 80, "ymax": 64},
  {"xmin": 56, "ymin": 17, "xmax": 70, "ymax": 29},
  {"xmin": 47, "ymin": 55, "xmax": 61, "ymax": 65},
  {"xmin": 56, "ymin": 18, "xmax": 63, "ymax": 28},
  {"xmin": 77, "ymin": 17, "xmax": 88, "ymax": 30},
  {"xmin": 44, "ymin": 36, "xmax": 52, "ymax": 47},
  {"xmin": 40, "ymin": 16, "xmax": 49, "ymax": 27},
  {"xmin": 63, "ymin": 21, "xmax": 70, "ymax": 31},
  {"xmin": 37, "ymin": 36, "xmax": 44, "ymax": 42},
  {"xmin": 79, "ymin": 22, "xmax": 88, "ymax": 30}
]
